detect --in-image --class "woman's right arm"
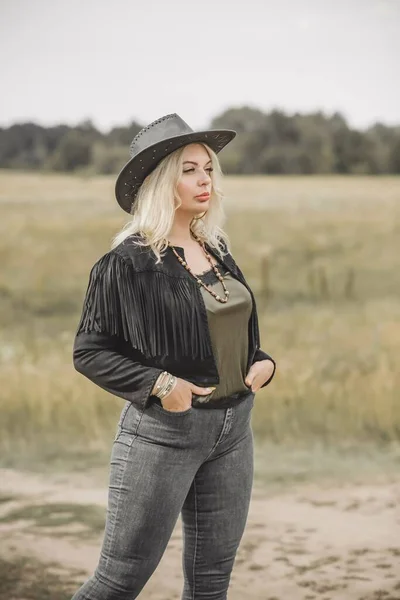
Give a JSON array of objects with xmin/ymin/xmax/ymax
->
[
  {"xmin": 73, "ymin": 251, "xmax": 164, "ymax": 410},
  {"xmin": 73, "ymin": 331, "xmax": 163, "ymax": 410}
]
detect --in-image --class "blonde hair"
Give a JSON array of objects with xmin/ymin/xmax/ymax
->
[{"xmin": 110, "ymin": 143, "xmax": 231, "ymax": 263}]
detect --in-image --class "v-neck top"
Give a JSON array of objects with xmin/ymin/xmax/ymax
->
[{"xmin": 196, "ymin": 261, "xmax": 253, "ymax": 399}]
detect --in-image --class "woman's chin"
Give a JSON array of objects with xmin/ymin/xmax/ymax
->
[
  {"xmin": 193, "ymin": 200, "xmax": 209, "ymax": 212},
  {"xmin": 177, "ymin": 204, "xmax": 209, "ymax": 219}
]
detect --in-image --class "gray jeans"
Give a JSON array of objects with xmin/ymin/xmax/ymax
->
[{"xmin": 71, "ymin": 390, "xmax": 255, "ymax": 600}]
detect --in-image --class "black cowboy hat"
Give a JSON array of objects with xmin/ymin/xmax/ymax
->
[{"xmin": 115, "ymin": 113, "xmax": 236, "ymax": 214}]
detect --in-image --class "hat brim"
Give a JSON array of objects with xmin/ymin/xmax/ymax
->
[{"xmin": 115, "ymin": 129, "xmax": 236, "ymax": 214}]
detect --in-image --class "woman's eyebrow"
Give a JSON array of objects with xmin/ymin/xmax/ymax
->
[{"xmin": 183, "ymin": 159, "xmax": 212, "ymax": 166}]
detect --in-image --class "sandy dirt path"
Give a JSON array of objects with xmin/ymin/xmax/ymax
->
[{"xmin": 0, "ymin": 468, "xmax": 399, "ymax": 599}]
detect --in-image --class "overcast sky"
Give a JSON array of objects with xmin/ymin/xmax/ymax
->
[{"xmin": 1, "ymin": 0, "xmax": 399, "ymax": 132}]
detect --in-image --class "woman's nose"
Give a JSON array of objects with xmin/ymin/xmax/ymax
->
[{"xmin": 199, "ymin": 171, "xmax": 211, "ymax": 184}]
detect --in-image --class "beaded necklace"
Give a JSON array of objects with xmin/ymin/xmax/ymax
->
[{"xmin": 168, "ymin": 232, "xmax": 230, "ymax": 304}]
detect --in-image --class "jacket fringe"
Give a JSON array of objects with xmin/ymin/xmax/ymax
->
[{"xmin": 75, "ymin": 251, "xmax": 211, "ymax": 360}]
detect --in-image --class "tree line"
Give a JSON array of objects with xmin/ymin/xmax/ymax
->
[{"xmin": 1, "ymin": 106, "xmax": 399, "ymax": 175}]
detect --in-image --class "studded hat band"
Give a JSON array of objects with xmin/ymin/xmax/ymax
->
[{"xmin": 114, "ymin": 113, "xmax": 236, "ymax": 214}]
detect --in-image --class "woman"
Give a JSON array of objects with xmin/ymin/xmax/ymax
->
[{"xmin": 71, "ymin": 113, "xmax": 276, "ymax": 600}]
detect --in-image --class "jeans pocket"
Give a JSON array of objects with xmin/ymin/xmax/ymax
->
[
  {"xmin": 151, "ymin": 397, "xmax": 193, "ymax": 417},
  {"xmin": 247, "ymin": 391, "xmax": 256, "ymax": 410},
  {"xmin": 119, "ymin": 402, "xmax": 146, "ymax": 434}
]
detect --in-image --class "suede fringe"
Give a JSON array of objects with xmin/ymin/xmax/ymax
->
[{"xmin": 76, "ymin": 251, "xmax": 211, "ymax": 360}]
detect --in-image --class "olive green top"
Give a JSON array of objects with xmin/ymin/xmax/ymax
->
[{"xmin": 197, "ymin": 262, "xmax": 253, "ymax": 400}]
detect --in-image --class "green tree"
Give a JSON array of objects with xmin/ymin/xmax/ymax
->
[{"xmin": 47, "ymin": 130, "xmax": 92, "ymax": 171}]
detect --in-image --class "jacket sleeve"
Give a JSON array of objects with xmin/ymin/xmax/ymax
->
[
  {"xmin": 251, "ymin": 348, "xmax": 276, "ymax": 388},
  {"xmin": 73, "ymin": 251, "xmax": 163, "ymax": 410}
]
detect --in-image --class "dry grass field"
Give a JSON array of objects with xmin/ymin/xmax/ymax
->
[
  {"xmin": 1, "ymin": 170, "xmax": 399, "ymax": 465},
  {"xmin": 1, "ymin": 171, "xmax": 400, "ymax": 599}
]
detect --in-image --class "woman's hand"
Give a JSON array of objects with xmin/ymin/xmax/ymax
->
[
  {"xmin": 161, "ymin": 378, "xmax": 215, "ymax": 412},
  {"xmin": 245, "ymin": 359, "xmax": 275, "ymax": 393}
]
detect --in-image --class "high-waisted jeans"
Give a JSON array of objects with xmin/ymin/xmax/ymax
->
[{"xmin": 71, "ymin": 389, "xmax": 256, "ymax": 600}]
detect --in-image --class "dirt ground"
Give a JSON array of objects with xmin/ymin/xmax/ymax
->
[{"xmin": 0, "ymin": 467, "xmax": 399, "ymax": 600}]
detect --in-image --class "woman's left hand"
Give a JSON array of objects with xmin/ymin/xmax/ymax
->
[{"xmin": 245, "ymin": 359, "xmax": 275, "ymax": 392}]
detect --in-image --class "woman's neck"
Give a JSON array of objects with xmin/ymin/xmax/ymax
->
[{"xmin": 167, "ymin": 223, "xmax": 196, "ymax": 247}]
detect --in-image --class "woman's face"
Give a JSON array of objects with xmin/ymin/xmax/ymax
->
[{"xmin": 176, "ymin": 143, "xmax": 213, "ymax": 216}]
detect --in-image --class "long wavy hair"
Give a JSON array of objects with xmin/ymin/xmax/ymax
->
[{"xmin": 110, "ymin": 143, "xmax": 231, "ymax": 264}]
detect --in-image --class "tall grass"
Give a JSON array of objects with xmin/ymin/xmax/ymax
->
[{"xmin": 1, "ymin": 170, "xmax": 399, "ymax": 465}]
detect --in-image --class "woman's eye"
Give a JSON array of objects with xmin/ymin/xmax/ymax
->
[{"xmin": 183, "ymin": 167, "xmax": 213, "ymax": 174}]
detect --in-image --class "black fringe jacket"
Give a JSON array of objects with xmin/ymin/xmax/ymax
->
[{"xmin": 73, "ymin": 234, "xmax": 276, "ymax": 410}]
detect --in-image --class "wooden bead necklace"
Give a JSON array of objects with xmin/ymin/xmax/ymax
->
[{"xmin": 168, "ymin": 232, "xmax": 230, "ymax": 304}]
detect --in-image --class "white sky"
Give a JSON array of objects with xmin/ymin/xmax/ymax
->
[{"xmin": 1, "ymin": 0, "xmax": 399, "ymax": 132}]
